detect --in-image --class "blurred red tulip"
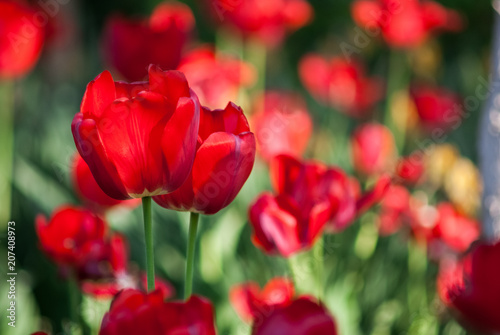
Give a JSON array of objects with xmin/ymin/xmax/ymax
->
[
  {"xmin": 230, "ymin": 277, "xmax": 294, "ymax": 323},
  {"xmin": 251, "ymin": 296, "xmax": 337, "ymax": 335},
  {"xmin": 249, "ymin": 155, "xmax": 361, "ymax": 256},
  {"xmin": 35, "ymin": 206, "xmax": 127, "ymax": 281},
  {"xmin": 351, "ymin": 123, "xmax": 397, "ymax": 176},
  {"xmin": 0, "ymin": 0, "xmax": 45, "ymax": 79},
  {"xmin": 299, "ymin": 54, "xmax": 383, "ymax": 118},
  {"xmin": 439, "ymin": 241, "xmax": 500, "ymax": 333},
  {"xmin": 376, "ymin": 184, "xmax": 411, "ymax": 235},
  {"xmin": 251, "ymin": 91, "xmax": 313, "ymax": 161},
  {"xmin": 351, "ymin": 0, "xmax": 463, "ymax": 49},
  {"xmin": 437, "ymin": 256, "xmax": 469, "ymax": 306},
  {"xmin": 395, "ymin": 153, "xmax": 424, "ymax": 185},
  {"xmin": 178, "ymin": 46, "xmax": 256, "ymax": 109},
  {"xmin": 100, "ymin": 289, "xmax": 217, "ymax": 335},
  {"xmin": 208, "ymin": 0, "xmax": 313, "ymax": 47},
  {"xmin": 355, "ymin": 173, "xmax": 391, "ymax": 215},
  {"xmin": 72, "ymin": 153, "xmax": 141, "ymax": 212},
  {"xmin": 102, "ymin": 1, "xmax": 194, "ymax": 81},
  {"xmin": 153, "ymin": 102, "xmax": 255, "ymax": 214},
  {"xmin": 431, "ymin": 203, "xmax": 480, "ymax": 253},
  {"xmin": 72, "ymin": 65, "xmax": 200, "ymax": 200},
  {"xmin": 411, "ymin": 85, "xmax": 463, "ymax": 132}
]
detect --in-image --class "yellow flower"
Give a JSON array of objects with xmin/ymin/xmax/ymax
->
[
  {"xmin": 444, "ymin": 157, "xmax": 482, "ymax": 216},
  {"xmin": 425, "ymin": 144, "xmax": 459, "ymax": 187}
]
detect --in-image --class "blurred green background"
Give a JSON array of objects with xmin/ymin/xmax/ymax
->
[{"xmin": 0, "ymin": 0, "xmax": 494, "ymax": 334}]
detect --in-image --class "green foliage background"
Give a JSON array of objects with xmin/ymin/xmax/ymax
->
[{"xmin": 0, "ymin": 0, "xmax": 493, "ymax": 334}]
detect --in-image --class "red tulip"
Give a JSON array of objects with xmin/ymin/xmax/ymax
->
[
  {"xmin": 411, "ymin": 85, "xmax": 463, "ymax": 132},
  {"xmin": 35, "ymin": 206, "xmax": 127, "ymax": 281},
  {"xmin": 395, "ymin": 153, "xmax": 424, "ymax": 185},
  {"xmin": 251, "ymin": 91, "xmax": 313, "ymax": 161},
  {"xmin": 431, "ymin": 203, "xmax": 480, "ymax": 253},
  {"xmin": 230, "ymin": 277, "xmax": 294, "ymax": 323},
  {"xmin": 249, "ymin": 155, "xmax": 363, "ymax": 256},
  {"xmin": 72, "ymin": 153, "xmax": 141, "ymax": 212},
  {"xmin": 437, "ymin": 256, "xmax": 469, "ymax": 306},
  {"xmin": 252, "ymin": 296, "xmax": 337, "ymax": 335},
  {"xmin": 100, "ymin": 289, "xmax": 217, "ymax": 335},
  {"xmin": 299, "ymin": 54, "xmax": 383, "ymax": 118},
  {"xmin": 153, "ymin": 102, "xmax": 255, "ymax": 214},
  {"xmin": 81, "ymin": 271, "xmax": 175, "ymax": 300},
  {"xmin": 0, "ymin": 0, "xmax": 45, "ymax": 79},
  {"xmin": 376, "ymin": 184, "xmax": 411, "ymax": 235},
  {"xmin": 102, "ymin": 1, "xmax": 194, "ymax": 81},
  {"xmin": 351, "ymin": 123, "xmax": 397, "ymax": 176},
  {"xmin": 439, "ymin": 241, "xmax": 500, "ymax": 333},
  {"xmin": 208, "ymin": 0, "xmax": 313, "ymax": 47},
  {"xmin": 178, "ymin": 46, "xmax": 256, "ymax": 109},
  {"xmin": 72, "ymin": 65, "xmax": 200, "ymax": 200},
  {"xmin": 351, "ymin": 0, "xmax": 463, "ymax": 49},
  {"xmin": 355, "ymin": 174, "xmax": 391, "ymax": 215}
]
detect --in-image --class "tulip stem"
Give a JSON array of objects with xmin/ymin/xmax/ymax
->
[
  {"xmin": 287, "ymin": 255, "xmax": 301, "ymax": 294},
  {"xmin": 0, "ymin": 81, "xmax": 14, "ymax": 230},
  {"xmin": 184, "ymin": 212, "xmax": 199, "ymax": 299},
  {"xmin": 142, "ymin": 196, "xmax": 155, "ymax": 291},
  {"xmin": 313, "ymin": 236, "xmax": 325, "ymax": 300},
  {"xmin": 68, "ymin": 276, "xmax": 84, "ymax": 334}
]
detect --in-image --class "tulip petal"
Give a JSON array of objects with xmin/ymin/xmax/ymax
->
[
  {"xmin": 249, "ymin": 193, "xmax": 302, "ymax": 257},
  {"xmin": 96, "ymin": 91, "xmax": 174, "ymax": 197},
  {"xmin": 192, "ymin": 131, "xmax": 255, "ymax": 214},
  {"xmin": 80, "ymin": 70, "xmax": 116, "ymax": 119},
  {"xmin": 148, "ymin": 65, "xmax": 191, "ymax": 104},
  {"xmin": 72, "ymin": 114, "xmax": 129, "ymax": 200},
  {"xmin": 161, "ymin": 95, "xmax": 200, "ymax": 193}
]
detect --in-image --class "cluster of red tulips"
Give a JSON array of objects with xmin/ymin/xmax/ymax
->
[{"xmin": 1, "ymin": 0, "xmax": 499, "ymax": 334}]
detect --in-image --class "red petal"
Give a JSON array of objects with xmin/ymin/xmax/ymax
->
[
  {"xmin": 161, "ymin": 95, "xmax": 201, "ymax": 193},
  {"xmin": 192, "ymin": 132, "xmax": 255, "ymax": 214}
]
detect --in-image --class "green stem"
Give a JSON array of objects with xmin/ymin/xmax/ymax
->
[
  {"xmin": 313, "ymin": 236, "xmax": 325, "ymax": 300},
  {"xmin": 287, "ymin": 254, "xmax": 303, "ymax": 294},
  {"xmin": 384, "ymin": 50, "xmax": 409, "ymax": 154},
  {"xmin": 184, "ymin": 212, "xmax": 199, "ymax": 299},
  {"xmin": 142, "ymin": 196, "xmax": 155, "ymax": 291},
  {"xmin": 69, "ymin": 277, "xmax": 82, "ymax": 334},
  {"xmin": 407, "ymin": 240, "xmax": 428, "ymax": 316},
  {"xmin": 0, "ymin": 82, "xmax": 14, "ymax": 230}
]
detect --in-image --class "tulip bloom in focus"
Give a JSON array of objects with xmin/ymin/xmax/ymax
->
[
  {"xmin": 0, "ymin": 0, "xmax": 45, "ymax": 79},
  {"xmin": 102, "ymin": 2, "xmax": 194, "ymax": 81},
  {"xmin": 251, "ymin": 296, "xmax": 337, "ymax": 335},
  {"xmin": 35, "ymin": 206, "xmax": 126, "ymax": 281},
  {"xmin": 73, "ymin": 154, "xmax": 141, "ymax": 212},
  {"xmin": 251, "ymin": 91, "xmax": 313, "ymax": 161},
  {"xmin": 351, "ymin": 0, "xmax": 463, "ymax": 49},
  {"xmin": 99, "ymin": 289, "xmax": 217, "ymax": 335},
  {"xmin": 299, "ymin": 54, "xmax": 383, "ymax": 118},
  {"xmin": 351, "ymin": 123, "xmax": 397, "ymax": 176},
  {"xmin": 411, "ymin": 85, "xmax": 463, "ymax": 133},
  {"xmin": 230, "ymin": 277, "xmax": 294, "ymax": 322},
  {"xmin": 153, "ymin": 102, "xmax": 255, "ymax": 215},
  {"xmin": 72, "ymin": 65, "xmax": 200, "ymax": 200},
  {"xmin": 438, "ymin": 241, "xmax": 500, "ymax": 333},
  {"xmin": 209, "ymin": 0, "xmax": 313, "ymax": 47},
  {"xmin": 177, "ymin": 46, "xmax": 256, "ymax": 109}
]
